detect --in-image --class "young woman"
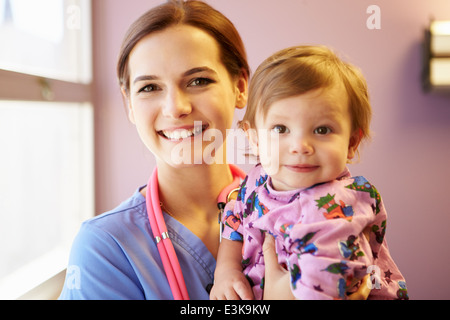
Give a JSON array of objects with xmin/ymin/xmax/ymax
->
[{"xmin": 59, "ymin": 0, "xmax": 250, "ymax": 300}]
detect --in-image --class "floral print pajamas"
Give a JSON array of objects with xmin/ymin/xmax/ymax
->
[{"xmin": 222, "ymin": 165, "xmax": 408, "ymax": 300}]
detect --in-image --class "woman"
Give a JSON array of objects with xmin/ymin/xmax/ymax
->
[{"xmin": 59, "ymin": 0, "xmax": 291, "ymax": 300}]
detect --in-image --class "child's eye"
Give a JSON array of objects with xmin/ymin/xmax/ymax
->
[
  {"xmin": 314, "ymin": 126, "xmax": 332, "ymax": 135},
  {"xmin": 271, "ymin": 125, "xmax": 289, "ymax": 134}
]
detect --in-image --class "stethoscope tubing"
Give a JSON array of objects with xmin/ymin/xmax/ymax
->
[
  {"xmin": 146, "ymin": 164, "xmax": 246, "ymax": 300},
  {"xmin": 146, "ymin": 168, "xmax": 189, "ymax": 300}
]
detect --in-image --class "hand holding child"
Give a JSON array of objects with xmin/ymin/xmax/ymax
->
[{"xmin": 262, "ymin": 234, "xmax": 296, "ymax": 300}]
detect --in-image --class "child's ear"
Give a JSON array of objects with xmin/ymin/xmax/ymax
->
[
  {"xmin": 242, "ymin": 121, "xmax": 259, "ymax": 156},
  {"xmin": 347, "ymin": 129, "xmax": 362, "ymax": 160}
]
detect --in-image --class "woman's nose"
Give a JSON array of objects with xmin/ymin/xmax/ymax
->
[
  {"xmin": 289, "ymin": 136, "xmax": 314, "ymax": 155},
  {"xmin": 162, "ymin": 88, "xmax": 192, "ymax": 119}
]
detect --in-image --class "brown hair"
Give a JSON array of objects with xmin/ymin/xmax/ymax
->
[
  {"xmin": 117, "ymin": 0, "xmax": 249, "ymax": 96},
  {"xmin": 243, "ymin": 45, "xmax": 372, "ymax": 142}
]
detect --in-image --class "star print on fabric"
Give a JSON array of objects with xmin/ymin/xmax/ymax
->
[
  {"xmin": 384, "ymin": 269, "xmax": 393, "ymax": 284},
  {"xmin": 313, "ymin": 284, "xmax": 323, "ymax": 292}
]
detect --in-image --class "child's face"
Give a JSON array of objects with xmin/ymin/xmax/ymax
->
[{"xmin": 248, "ymin": 83, "xmax": 361, "ymax": 191}]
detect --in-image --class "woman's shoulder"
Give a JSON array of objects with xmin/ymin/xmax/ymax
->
[
  {"xmin": 60, "ymin": 187, "xmax": 153, "ymax": 300},
  {"xmin": 63, "ymin": 188, "xmax": 148, "ymax": 276},
  {"xmin": 81, "ymin": 186, "xmax": 148, "ymax": 238}
]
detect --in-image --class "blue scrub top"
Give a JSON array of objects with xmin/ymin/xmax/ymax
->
[{"xmin": 59, "ymin": 187, "xmax": 216, "ymax": 300}]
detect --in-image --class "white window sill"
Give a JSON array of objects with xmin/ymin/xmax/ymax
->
[{"xmin": 0, "ymin": 246, "xmax": 69, "ymax": 300}]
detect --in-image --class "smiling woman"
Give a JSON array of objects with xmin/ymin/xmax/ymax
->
[
  {"xmin": 125, "ymin": 25, "xmax": 246, "ymax": 168},
  {"xmin": 59, "ymin": 0, "xmax": 250, "ymax": 300}
]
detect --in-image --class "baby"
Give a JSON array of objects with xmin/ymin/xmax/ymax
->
[{"xmin": 210, "ymin": 45, "xmax": 408, "ymax": 300}]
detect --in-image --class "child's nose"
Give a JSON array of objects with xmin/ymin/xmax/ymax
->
[{"xmin": 289, "ymin": 136, "xmax": 314, "ymax": 155}]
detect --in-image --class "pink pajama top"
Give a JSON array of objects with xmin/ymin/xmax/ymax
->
[{"xmin": 222, "ymin": 164, "xmax": 408, "ymax": 300}]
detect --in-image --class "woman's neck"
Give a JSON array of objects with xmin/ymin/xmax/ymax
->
[
  {"xmin": 152, "ymin": 162, "xmax": 234, "ymax": 258},
  {"xmin": 155, "ymin": 162, "xmax": 234, "ymax": 222}
]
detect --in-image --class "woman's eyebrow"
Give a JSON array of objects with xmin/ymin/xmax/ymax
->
[
  {"xmin": 133, "ymin": 67, "xmax": 217, "ymax": 85},
  {"xmin": 183, "ymin": 66, "xmax": 217, "ymax": 77},
  {"xmin": 133, "ymin": 75, "xmax": 158, "ymax": 84}
]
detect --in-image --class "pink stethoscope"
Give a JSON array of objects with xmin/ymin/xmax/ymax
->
[{"xmin": 145, "ymin": 164, "xmax": 246, "ymax": 300}]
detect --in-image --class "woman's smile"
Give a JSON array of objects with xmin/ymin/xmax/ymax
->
[{"xmin": 158, "ymin": 123, "xmax": 209, "ymax": 141}]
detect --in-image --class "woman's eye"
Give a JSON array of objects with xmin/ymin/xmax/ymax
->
[
  {"xmin": 189, "ymin": 77, "xmax": 213, "ymax": 87},
  {"xmin": 139, "ymin": 84, "xmax": 159, "ymax": 93},
  {"xmin": 314, "ymin": 126, "xmax": 332, "ymax": 135},
  {"xmin": 271, "ymin": 125, "xmax": 289, "ymax": 134}
]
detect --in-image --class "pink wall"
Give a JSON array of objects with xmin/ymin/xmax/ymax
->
[{"xmin": 92, "ymin": 0, "xmax": 450, "ymax": 299}]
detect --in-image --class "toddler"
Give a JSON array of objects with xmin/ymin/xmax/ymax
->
[{"xmin": 210, "ymin": 45, "xmax": 408, "ymax": 300}]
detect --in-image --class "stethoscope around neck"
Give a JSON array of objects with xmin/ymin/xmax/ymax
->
[{"xmin": 145, "ymin": 164, "xmax": 246, "ymax": 300}]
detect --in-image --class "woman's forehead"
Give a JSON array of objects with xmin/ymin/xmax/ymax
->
[{"xmin": 128, "ymin": 25, "xmax": 224, "ymax": 80}]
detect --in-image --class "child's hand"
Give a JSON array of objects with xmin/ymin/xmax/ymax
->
[{"xmin": 209, "ymin": 269, "xmax": 254, "ymax": 300}]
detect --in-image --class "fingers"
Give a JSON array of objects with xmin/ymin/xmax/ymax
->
[
  {"xmin": 234, "ymin": 280, "xmax": 254, "ymax": 300},
  {"xmin": 348, "ymin": 274, "xmax": 371, "ymax": 300},
  {"xmin": 209, "ymin": 281, "xmax": 254, "ymax": 300},
  {"xmin": 217, "ymin": 288, "xmax": 240, "ymax": 300},
  {"xmin": 210, "ymin": 286, "xmax": 238, "ymax": 300},
  {"xmin": 262, "ymin": 234, "xmax": 296, "ymax": 300},
  {"xmin": 262, "ymin": 233, "xmax": 278, "ymax": 273}
]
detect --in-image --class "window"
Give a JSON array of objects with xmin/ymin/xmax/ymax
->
[
  {"xmin": 0, "ymin": 0, "xmax": 91, "ymax": 83},
  {"xmin": 0, "ymin": 0, "xmax": 93, "ymax": 299}
]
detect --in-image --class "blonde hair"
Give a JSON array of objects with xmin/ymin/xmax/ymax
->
[{"xmin": 243, "ymin": 45, "xmax": 372, "ymax": 143}]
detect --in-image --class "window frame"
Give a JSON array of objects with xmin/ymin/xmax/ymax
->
[
  {"xmin": 0, "ymin": 0, "xmax": 93, "ymax": 300},
  {"xmin": 0, "ymin": 69, "xmax": 92, "ymax": 103}
]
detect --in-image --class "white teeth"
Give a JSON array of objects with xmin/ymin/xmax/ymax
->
[{"xmin": 162, "ymin": 126, "xmax": 204, "ymax": 140}]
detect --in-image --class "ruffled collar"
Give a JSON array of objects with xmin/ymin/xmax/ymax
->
[{"xmin": 258, "ymin": 167, "xmax": 352, "ymax": 207}]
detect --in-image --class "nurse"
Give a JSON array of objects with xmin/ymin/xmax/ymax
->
[{"xmin": 59, "ymin": 0, "xmax": 290, "ymax": 300}]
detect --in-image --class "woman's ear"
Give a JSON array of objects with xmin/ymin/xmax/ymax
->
[
  {"xmin": 121, "ymin": 86, "xmax": 135, "ymax": 124},
  {"xmin": 347, "ymin": 129, "xmax": 363, "ymax": 160},
  {"xmin": 235, "ymin": 69, "xmax": 248, "ymax": 109},
  {"xmin": 242, "ymin": 121, "xmax": 259, "ymax": 156}
]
